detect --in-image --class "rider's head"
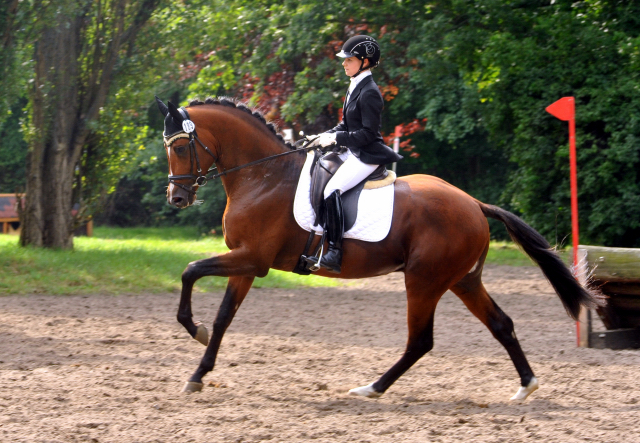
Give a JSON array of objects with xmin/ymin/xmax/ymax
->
[{"xmin": 336, "ymin": 35, "xmax": 381, "ymax": 78}]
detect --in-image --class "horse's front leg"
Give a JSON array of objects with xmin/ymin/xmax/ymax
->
[
  {"xmin": 176, "ymin": 249, "xmax": 264, "ymax": 343},
  {"xmin": 182, "ymin": 275, "xmax": 254, "ymax": 393},
  {"xmin": 176, "ymin": 249, "xmax": 264, "ymax": 393}
]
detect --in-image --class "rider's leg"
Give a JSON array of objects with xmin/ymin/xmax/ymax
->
[
  {"xmin": 313, "ymin": 190, "xmax": 344, "ymax": 273},
  {"xmin": 308, "ymin": 151, "xmax": 377, "ymax": 273},
  {"xmin": 323, "ymin": 151, "xmax": 378, "ymax": 198}
]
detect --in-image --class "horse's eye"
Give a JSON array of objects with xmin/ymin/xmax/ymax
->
[{"xmin": 174, "ymin": 145, "xmax": 187, "ymax": 155}]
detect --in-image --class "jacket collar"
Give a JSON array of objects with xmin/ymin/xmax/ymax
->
[
  {"xmin": 348, "ymin": 70, "xmax": 372, "ymax": 92},
  {"xmin": 344, "ymin": 75, "xmax": 373, "ymax": 109}
]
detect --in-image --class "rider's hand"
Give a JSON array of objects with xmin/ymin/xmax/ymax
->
[
  {"xmin": 305, "ymin": 134, "xmax": 319, "ymax": 146},
  {"xmin": 318, "ymin": 132, "xmax": 337, "ymax": 148}
]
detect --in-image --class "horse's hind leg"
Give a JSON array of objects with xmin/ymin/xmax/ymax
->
[
  {"xmin": 349, "ymin": 274, "xmax": 445, "ymax": 398},
  {"xmin": 451, "ymin": 272, "xmax": 539, "ymax": 401}
]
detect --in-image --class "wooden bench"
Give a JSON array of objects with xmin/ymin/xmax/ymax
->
[
  {"xmin": 578, "ymin": 245, "xmax": 640, "ymax": 349},
  {"xmin": 0, "ymin": 194, "xmax": 21, "ymax": 234},
  {"xmin": 0, "ymin": 193, "xmax": 92, "ymax": 236}
]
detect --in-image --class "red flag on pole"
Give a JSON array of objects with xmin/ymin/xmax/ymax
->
[
  {"xmin": 546, "ymin": 97, "xmax": 574, "ymax": 121},
  {"xmin": 546, "ymin": 97, "xmax": 581, "ymax": 346}
]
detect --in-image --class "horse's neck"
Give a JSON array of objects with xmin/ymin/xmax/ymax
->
[
  {"xmin": 212, "ymin": 110, "xmax": 281, "ymax": 163},
  {"xmin": 214, "ymin": 114, "xmax": 304, "ymax": 196},
  {"xmin": 220, "ymin": 153, "xmax": 305, "ymax": 206}
]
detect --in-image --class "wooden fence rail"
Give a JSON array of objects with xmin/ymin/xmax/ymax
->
[{"xmin": 578, "ymin": 245, "xmax": 640, "ymax": 349}]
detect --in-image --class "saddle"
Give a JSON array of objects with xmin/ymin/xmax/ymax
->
[
  {"xmin": 309, "ymin": 149, "xmax": 389, "ymax": 230},
  {"xmin": 292, "ymin": 148, "xmax": 395, "ymax": 275}
]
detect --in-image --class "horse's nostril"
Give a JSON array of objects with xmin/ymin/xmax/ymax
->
[{"xmin": 172, "ymin": 196, "xmax": 184, "ymax": 206}]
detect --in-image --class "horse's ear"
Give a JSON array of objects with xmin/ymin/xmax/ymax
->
[
  {"xmin": 155, "ymin": 96, "xmax": 169, "ymax": 117},
  {"xmin": 167, "ymin": 101, "xmax": 184, "ymax": 123}
]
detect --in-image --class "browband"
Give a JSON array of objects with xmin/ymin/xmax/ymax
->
[{"xmin": 164, "ymin": 132, "xmax": 190, "ymax": 146}]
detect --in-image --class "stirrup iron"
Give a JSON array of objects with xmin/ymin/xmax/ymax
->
[
  {"xmin": 304, "ymin": 231, "xmax": 326, "ymax": 272},
  {"xmin": 307, "ymin": 244, "xmax": 323, "ymax": 272}
]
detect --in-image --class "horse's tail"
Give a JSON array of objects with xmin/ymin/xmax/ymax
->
[{"xmin": 479, "ymin": 202, "xmax": 605, "ymax": 320}]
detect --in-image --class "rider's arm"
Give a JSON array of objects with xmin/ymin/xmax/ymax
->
[
  {"xmin": 333, "ymin": 88, "xmax": 382, "ymax": 149},
  {"xmin": 325, "ymin": 120, "xmax": 347, "ymax": 134}
]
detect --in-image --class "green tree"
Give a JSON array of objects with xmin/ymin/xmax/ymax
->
[
  {"xmin": 178, "ymin": 0, "xmax": 513, "ymax": 235},
  {"xmin": 28, "ymin": 0, "xmax": 636, "ymax": 248},
  {"xmin": 463, "ymin": 1, "xmax": 640, "ymax": 246},
  {"xmin": 0, "ymin": 0, "xmax": 29, "ymax": 123},
  {"xmin": 0, "ymin": 99, "xmax": 28, "ymax": 194},
  {"xmin": 4, "ymin": 0, "xmax": 163, "ymax": 248}
]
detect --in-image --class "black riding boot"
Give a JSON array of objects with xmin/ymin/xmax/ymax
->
[{"xmin": 307, "ymin": 190, "xmax": 344, "ymax": 273}]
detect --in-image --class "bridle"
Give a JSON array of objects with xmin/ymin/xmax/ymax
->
[
  {"xmin": 164, "ymin": 107, "xmax": 219, "ymax": 196},
  {"xmin": 165, "ymin": 107, "xmax": 319, "ymax": 196}
]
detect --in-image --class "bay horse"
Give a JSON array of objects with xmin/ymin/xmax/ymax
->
[{"xmin": 156, "ymin": 96, "xmax": 603, "ymax": 400}]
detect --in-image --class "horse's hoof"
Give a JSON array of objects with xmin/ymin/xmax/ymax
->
[
  {"xmin": 510, "ymin": 376, "xmax": 539, "ymax": 401},
  {"xmin": 194, "ymin": 321, "xmax": 209, "ymax": 346},
  {"xmin": 181, "ymin": 381, "xmax": 204, "ymax": 393},
  {"xmin": 348, "ymin": 383, "xmax": 382, "ymax": 398}
]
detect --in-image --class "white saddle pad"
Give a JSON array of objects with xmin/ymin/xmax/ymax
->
[{"xmin": 293, "ymin": 151, "xmax": 395, "ymax": 242}]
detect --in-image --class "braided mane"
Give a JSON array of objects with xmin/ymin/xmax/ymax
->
[{"xmin": 188, "ymin": 97, "xmax": 295, "ymax": 150}]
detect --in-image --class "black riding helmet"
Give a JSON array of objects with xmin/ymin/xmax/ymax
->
[{"xmin": 336, "ymin": 35, "xmax": 380, "ymax": 77}]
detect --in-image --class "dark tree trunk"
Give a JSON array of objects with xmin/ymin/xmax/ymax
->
[
  {"xmin": 20, "ymin": 0, "xmax": 160, "ymax": 249},
  {"xmin": 21, "ymin": 14, "xmax": 82, "ymax": 249}
]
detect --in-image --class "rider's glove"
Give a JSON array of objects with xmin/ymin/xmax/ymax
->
[
  {"xmin": 305, "ymin": 134, "xmax": 319, "ymax": 146},
  {"xmin": 317, "ymin": 132, "xmax": 337, "ymax": 148}
]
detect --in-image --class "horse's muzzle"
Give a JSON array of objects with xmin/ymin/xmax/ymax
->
[{"xmin": 167, "ymin": 184, "xmax": 195, "ymax": 208}]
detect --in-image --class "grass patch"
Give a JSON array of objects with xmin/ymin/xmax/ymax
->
[
  {"xmin": 486, "ymin": 241, "xmax": 571, "ymax": 267},
  {"xmin": 0, "ymin": 227, "xmax": 336, "ymax": 295},
  {"xmin": 0, "ymin": 228, "xmax": 545, "ymax": 296},
  {"xmin": 485, "ymin": 241, "xmax": 536, "ymax": 267}
]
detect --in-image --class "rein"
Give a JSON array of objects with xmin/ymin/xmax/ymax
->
[
  {"xmin": 210, "ymin": 137, "xmax": 318, "ymax": 179},
  {"xmin": 166, "ymin": 120, "xmax": 318, "ymax": 195}
]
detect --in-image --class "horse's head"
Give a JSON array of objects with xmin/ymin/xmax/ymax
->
[{"xmin": 155, "ymin": 97, "xmax": 218, "ymax": 208}]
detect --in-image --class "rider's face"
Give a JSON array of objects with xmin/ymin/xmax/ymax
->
[{"xmin": 342, "ymin": 56, "xmax": 369, "ymax": 77}]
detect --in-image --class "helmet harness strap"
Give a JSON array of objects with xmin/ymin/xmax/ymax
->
[{"xmin": 352, "ymin": 58, "xmax": 367, "ymax": 78}]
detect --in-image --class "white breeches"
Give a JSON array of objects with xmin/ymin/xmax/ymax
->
[{"xmin": 324, "ymin": 149, "xmax": 379, "ymax": 199}]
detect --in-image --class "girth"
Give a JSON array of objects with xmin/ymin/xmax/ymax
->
[{"xmin": 309, "ymin": 150, "xmax": 389, "ymax": 231}]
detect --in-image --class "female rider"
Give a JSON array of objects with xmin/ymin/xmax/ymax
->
[{"xmin": 306, "ymin": 35, "xmax": 403, "ymax": 273}]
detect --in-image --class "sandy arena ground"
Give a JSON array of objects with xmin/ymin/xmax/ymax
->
[{"xmin": 1, "ymin": 265, "xmax": 639, "ymax": 442}]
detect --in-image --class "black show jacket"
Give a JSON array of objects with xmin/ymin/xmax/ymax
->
[{"xmin": 327, "ymin": 75, "xmax": 403, "ymax": 165}]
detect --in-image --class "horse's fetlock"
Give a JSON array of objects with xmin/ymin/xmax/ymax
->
[
  {"xmin": 196, "ymin": 360, "xmax": 216, "ymax": 376},
  {"xmin": 177, "ymin": 314, "xmax": 191, "ymax": 328}
]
